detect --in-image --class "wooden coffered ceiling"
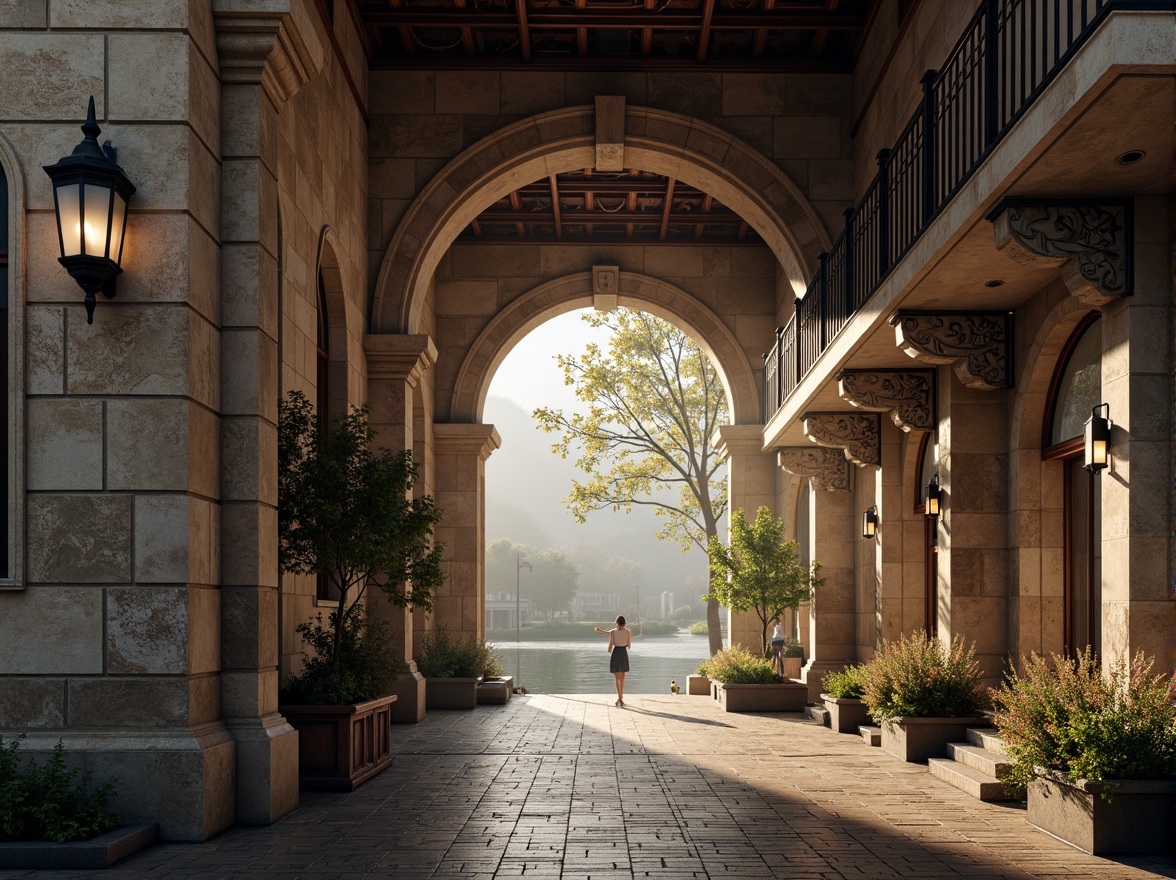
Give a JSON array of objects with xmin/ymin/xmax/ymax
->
[
  {"xmin": 355, "ymin": 0, "xmax": 873, "ymax": 71},
  {"xmin": 460, "ymin": 169, "xmax": 764, "ymax": 245}
]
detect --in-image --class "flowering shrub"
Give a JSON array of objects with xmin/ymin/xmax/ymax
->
[
  {"xmin": 698, "ymin": 647, "xmax": 781, "ymax": 684},
  {"xmin": 822, "ymin": 664, "xmax": 868, "ymax": 700},
  {"xmin": 990, "ymin": 649, "xmax": 1176, "ymax": 795},
  {"xmin": 860, "ymin": 631, "xmax": 983, "ymax": 723}
]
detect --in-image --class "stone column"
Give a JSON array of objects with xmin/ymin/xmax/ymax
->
[
  {"xmin": 364, "ymin": 334, "xmax": 437, "ymax": 722},
  {"xmin": 213, "ymin": 2, "xmax": 321, "ymax": 826},
  {"xmin": 936, "ymin": 368, "xmax": 1008, "ymax": 687},
  {"xmin": 803, "ymin": 483, "xmax": 857, "ymax": 701},
  {"xmin": 714, "ymin": 425, "xmax": 776, "ymax": 653},
  {"xmin": 432, "ymin": 425, "xmax": 501, "ymax": 642},
  {"xmin": 1100, "ymin": 196, "xmax": 1173, "ymax": 672},
  {"xmin": 875, "ymin": 419, "xmax": 906, "ymax": 652}
]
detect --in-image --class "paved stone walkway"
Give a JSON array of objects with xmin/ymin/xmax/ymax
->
[{"xmin": 5, "ymin": 694, "xmax": 1174, "ymax": 880}]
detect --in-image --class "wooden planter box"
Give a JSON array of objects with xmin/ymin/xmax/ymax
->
[
  {"xmin": 686, "ymin": 674, "xmax": 710, "ymax": 695},
  {"xmin": 1028, "ymin": 773, "xmax": 1176, "ymax": 855},
  {"xmin": 477, "ymin": 676, "xmax": 513, "ymax": 705},
  {"xmin": 821, "ymin": 695, "xmax": 871, "ymax": 734},
  {"xmin": 782, "ymin": 657, "xmax": 803, "ymax": 679},
  {"xmin": 280, "ymin": 694, "xmax": 397, "ymax": 792},
  {"xmin": 881, "ymin": 716, "xmax": 987, "ymax": 763},
  {"xmin": 426, "ymin": 676, "xmax": 482, "ymax": 709},
  {"xmin": 716, "ymin": 681, "xmax": 808, "ymax": 713}
]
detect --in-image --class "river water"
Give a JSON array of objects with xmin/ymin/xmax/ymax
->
[{"xmin": 490, "ymin": 631, "xmax": 711, "ymax": 694}]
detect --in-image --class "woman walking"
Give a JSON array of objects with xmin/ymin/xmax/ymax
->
[{"xmin": 595, "ymin": 616, "xmax": 632, "ymax": 706}]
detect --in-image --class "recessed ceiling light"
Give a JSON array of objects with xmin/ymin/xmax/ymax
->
[
  {"xmin": 1115, "ymin": 150, "xmax": 1146, "ymax": 166},
  {"xmin": 985, "ymin": 279, "xmax": 1004, "ymax": 288}
]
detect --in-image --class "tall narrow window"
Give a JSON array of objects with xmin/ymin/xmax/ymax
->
[
  {"xmin": 315, "ymin": 272, "xmax": 335, "ymax": 601},
  {"xmin": 915, "ymin": 432, "xmax": 937, "ymax": 637},
  {"xmin": 1044, "ymin": 315, "xmax": 1102, "ymax": 658},
  {"xmin": 0, "ymin": 164, "xmax": 9, "ymax": 580}
]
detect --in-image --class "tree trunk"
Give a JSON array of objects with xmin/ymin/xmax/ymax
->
[{"xmin": 706, "ymin": 592, "xmax": 722, "ymax": 655}]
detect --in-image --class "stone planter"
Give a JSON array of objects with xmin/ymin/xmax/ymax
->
[
  {"xmin": 477, "ymin": 676, "xmax": 513, "ymax": 705},
  {"xmin": 881, "ymin": 716, "xmax": 988, "ymax": 763},
  {"xmin": 426, "ymin": 676, "xmax": 482, "ymax": 709},
  {"xmin": 1027, "ymin": 773, "xmax": 1176, "ymax": 855},
  {"xmin": 0, "ymin": 824, "xmax": 158, "ymax": 870},
  {"xmin": 821, "ymin": 695, "xmax": 871, "ymax": 734},
  {"xmin": 716, "ymin": 681, "xmax": 808, "ymax": 713},
  {"xmin": 782, "ymin": 657, "xmax": 803, "ymax": 679},
  {"xmin": 280, "ymin": 694, "xmax": 397, "ymax": 792},
  {"xmin": 686, "ymin": 674, "xmax": 710, "ymax": 695}
]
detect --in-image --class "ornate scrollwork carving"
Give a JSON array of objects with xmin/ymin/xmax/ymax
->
[
  {"xmin": 989, "ymin": 202, "xmax": 1130, "ymax": 306},
  {"xmin": 777, "ymin": 447, "xmax": 851, "ymax": 492},
  {"xmin": 801, "ymin": 412, "xmax": 880, "ymax": 468},
  {"xmin": 837, "ymin": 370, "xmax": 935, "ymax": 432},
  {"xmin": 890, "ymin": 311, "xmax": 1012, "ymax": 392}
]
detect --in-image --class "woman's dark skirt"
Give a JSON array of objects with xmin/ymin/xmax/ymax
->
[{"xmin": 610, "ymin": 646, "xmax": 629, "ymax": 673}]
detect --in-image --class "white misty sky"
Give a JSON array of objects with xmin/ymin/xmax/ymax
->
[{"xmin": 485, "ymin": 309, "xmax": 606, "ymax": 413}]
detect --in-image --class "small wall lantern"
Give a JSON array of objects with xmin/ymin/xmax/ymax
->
[
  {"xmin": 1083, "ymin": 403, "xmax": 1111, "ymax": 473},
  {"xmin": 43, "ymin": 96, "xmax": 135, "ymax": 324},
  {"xmin": 862, "ymin": 506, "xmax": 879, "ymax": 539},
  {"xmin": 924, "ymin": 473, "xmax": 941, "ymax": 517}
]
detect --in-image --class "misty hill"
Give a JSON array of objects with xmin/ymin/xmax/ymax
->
[{"xmin": 483, "ymin": 395, "xmax": 711, "ymax": 598}]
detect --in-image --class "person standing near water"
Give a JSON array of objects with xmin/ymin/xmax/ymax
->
[{"xmin": 595, "ymin": 616, "xmax": 632, "ymax": 707}]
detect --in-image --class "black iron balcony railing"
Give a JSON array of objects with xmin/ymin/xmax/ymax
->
[{"xmin": 763, "ymin": 0, "xmax": 1165, "ymax": 420}]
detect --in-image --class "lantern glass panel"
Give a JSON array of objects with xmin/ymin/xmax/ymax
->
[
  {"xmin": 109, "ymin": 192, "xmax": 127, "ymax": 264},
  {"xmin": 56, "ymin": 183, "xmax": 82, "ymax": 256},
  {"xmin": 82, "ymin": 183, "xmax": 112, "ymax": 257}
]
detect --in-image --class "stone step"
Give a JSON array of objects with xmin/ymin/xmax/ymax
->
[
  {"xmin": 928, "ymin": 758, "xmax": 1010, "ymax": 802},
  {"xmin": 966, "ymin": 727, "xmax": 1008, "ymax": 755},
  {"xmin": 807, "ymin": 705, "xmax": 831, "ymax": 727},
  {"xmin": 946, "ymin": 742, "xmax": 1010, "ymax": 778},
  {"xmin": 859, "ymin": 725, "xmax": 881, "ymax": 747}
]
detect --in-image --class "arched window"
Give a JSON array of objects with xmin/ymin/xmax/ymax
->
[
  {"xmin": 1044, "ymin": 315, "xmax": 1101, "ymax": 657},
  {"xmin": 914, "ymin": 432, "xmax": 937, "ymax": 636},
  {"xmin": 315, "ymin": 270, "xmax": 337, "ymax": 601}
]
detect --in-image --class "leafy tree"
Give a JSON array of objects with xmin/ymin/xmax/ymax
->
[
  {"xmin": 485, "ymin": 539, "xmax": 580, "ymax": 619},
  {"xmin": 279, "ymin": 391, "xmax": 444, "ymax": 685},
  {"xmin": 534, "ymin": 309, "xmax": 728, "ymax": 653},
  {"xmin": 707, "ymin": 506, "xmax": 823, "ymax": 656}
]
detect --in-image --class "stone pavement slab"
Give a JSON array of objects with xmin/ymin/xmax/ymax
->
[{"xmin": 2, "ymin": 694, "xmax": 1173, "ymax": 880}]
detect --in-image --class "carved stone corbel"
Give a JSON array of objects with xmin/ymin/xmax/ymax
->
[
  {"xmin": 890, "ymin": 311, "xmax": 1012, "ymax": 392},
  {"xmin": 214, "ymin": 1, "xmax": 324, "ymax": 105},
  {"xmin": 801, "ymin": 412, "xmax": 880, "ymax": 467},
  {"xmin": 837, "ymin": 370, "xmax": 935, "ymax": 432},
  {"xmin": 777, "ymin": 447, "xmax": 851, "ymax": 493},
  {"xmin": 988, "ymin": 201, "xmax": 1131, "ymax": 306}
]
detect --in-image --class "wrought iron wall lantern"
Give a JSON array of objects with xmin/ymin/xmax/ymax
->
[
  {"xmin": 862, "ymin": 506, "xmax": 878, "ymax": 539},
  {"xmin": 43, "ymin": 97, "xmax": 136, "ymax": 324},
  {"xmin": 924, "ymin": 473, "xmax": 941, "ymax": 517},
  {"xmin": 1083, "ymin": 403, "xmax": 1111, "ymax": 473}
]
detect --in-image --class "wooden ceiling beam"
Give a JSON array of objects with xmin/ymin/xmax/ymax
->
[
  {"xmin": 575, "ymin": 0, "xmax": 588, "ymax": 55},
  {"xmin": 364, "ymin": 9, "xmax": 865, "ymax": 30},
  {"xmin": 453, "ymin": 0, "xmax": 476, "ymax": 53},
  {"xmin": 514, "ymin": 0, "xmax": 532, "ymax": 61},
  {"xmin": 751, "ymin": 0, "xmax": 774, "ymax": 57},
  {"xmin": 659, "ymin": 178, "xmax": 676, "ymax": 241},
  {"xmin": 549, "ymin": 174, "xmax": 562, "ymax": 241},
  {"xmin": 478, "ymin": 208, "xmax": 743, "ymax": 224},
  {"xmin": 388, "ymin": 0, "xmax": 415, "ymax": 54},
  {"xmin": 696, "ymin": 0, "xmax": 716, "ymax": 63},
  {"xmin": 641, "ymin": 0, "xmax": 655, "ymax": 55}
]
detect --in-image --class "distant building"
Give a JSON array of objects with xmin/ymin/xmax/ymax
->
[
  {"xmin": 573, "ymin": 593, "xmax": 618, "ymax": 621},
  {"xmin": 486, "ymin": 593, "xmax": 532, "ymax": 631}
]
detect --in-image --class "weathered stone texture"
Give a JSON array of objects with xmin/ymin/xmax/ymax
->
[{"xmin": 27, "ymin": 495, "xmax": 132, "ymax": 584}]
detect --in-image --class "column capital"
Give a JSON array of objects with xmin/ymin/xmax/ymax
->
[
  {"xmin": 712, "ymin": 424, "xmax": 766, "ymax": 460},
  {"xmin": 801, "ymin": 412, "xmax": 880, "ymax": 467},
  {"xmin": 777, "ymin": 447, "xmax": 851, "ymax": 493},
  {"xmin": 213, "ymin": 0, "xmax": 323, "ymax": 105},
  {"xmin": 890, "ymin": 310, "xmax": 1012, "ymax": 391},
  {"xmin": 837, "ymin": 369, "xmax": 935, "ymax": 432},
  {"xmin": 365, "ymin": 334, "xmax": 438, "ymax": 387},
  {"xmin": 434, "ymin": 423, "xmax": 502, "ymax": 462},
  {"xmin": 988, "ymin": 200, "xmax": 1131, "ymax": 306}
]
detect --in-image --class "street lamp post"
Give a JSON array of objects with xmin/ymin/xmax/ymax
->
[{"xmin": 516, "ymin": 553, "xmax": 531, "ymax": 693}]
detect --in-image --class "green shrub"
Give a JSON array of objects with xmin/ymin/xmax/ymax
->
[
  {"xmin": 991, "ymin": 649, "xmax": 1176, "ymax": 796},
  {"xmin": 417, "ymin": 625, "xmax": 501, "ymax": 678},
  {"xmin": 823, "ymin": 664, "xmax": 868, "ymax": 699},
  {"xmin": 284, "ymin": 605, "xmax": 404, "ymax": 705},
  {"xmin": 860, "ymin": 631, "xmax": 983, "ymax": 724},
  {"xmin": 689, "ymin": 621, "xmax": 709, "ymax": 636},
  {"xmin": 781, "ymin": 637, "xmax": 803, "ymax": 659},
  {"xmin": 699, "ymin": 647, "xmax": 781, "ymax": 685},
  {"xmin": 0, "ymin": 737, "xmax": 121, "ymax": 843}
]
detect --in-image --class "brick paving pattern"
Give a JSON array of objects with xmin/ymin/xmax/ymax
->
[{"xmin": 4, "ymin": 694, "xmax": 1173, "ymax": 880}]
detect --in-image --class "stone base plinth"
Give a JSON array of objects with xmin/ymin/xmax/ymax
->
[
  {"xmin": 821, "ymin": 696, "xmax": 871, "ymax": 734},
  {"xmin": 225, "ymin": 713, "xmax": 300, "ymax": 825},
  {"xmin": 881, "ymin": 717, "xmax": 988, "ymax": 763},
  {"xmin": 716, "ymin": 682, "xmax": 808, "ymax": 712},
  {"xmin": 388, "ymin": 670, "xmax": 426, "ymax": 722}
]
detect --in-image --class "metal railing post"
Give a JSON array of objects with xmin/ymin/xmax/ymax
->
[
  {"xmin": 983, "ymin": 0, "xmax": 1000, "ymax": 145},
  {"xmin": 794, "ymin": 297, "xmax": 803, "ymax": 384},
  {"xmin": 921, "ymin": 69, "xmax": 938, "ymax": 226},
  {"xmin": 817, "ymin": 251, "xmax": 829, "ymax": 351},
  {"xmin": 842, "ymin": 208, "xmax": 855, "ymax": 316},
  {"xmin": 876, "ymin": 149, "xmax": 891, "ymax": 278}
]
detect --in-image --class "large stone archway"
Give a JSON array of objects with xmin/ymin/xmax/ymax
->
[
  {"xmin": 370, "ymin": 104, "xmax": 832, "ymax": 336},
  {"xmin": 449, "ymin": 271, "xmax": 761, "ymax": 425}
]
